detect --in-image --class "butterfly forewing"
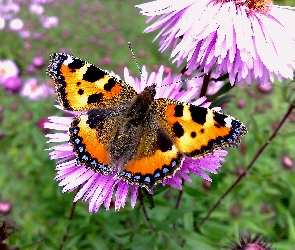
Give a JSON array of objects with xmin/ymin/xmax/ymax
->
[
  {"xmin": 153, "ymin": 98, "xmax": 247, "ymax": 159},
  {"xmin": 46, "ymin": 53, "xmax": 137, "ymax": 111}
]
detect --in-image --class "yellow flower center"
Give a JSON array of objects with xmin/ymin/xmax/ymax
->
[
  {"xmin": 0, "ymin": 68, "xmax": 6, "ymax": 74},
  {"xmin": 30, "ymin": 83, "xmax": 39, "ymax": 91},
  {"xmin": 215, "ymin": 0, "xmax": 273, "ymax": 13}
]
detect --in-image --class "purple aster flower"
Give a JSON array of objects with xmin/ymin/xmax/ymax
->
[
  {"xmin": 29, "ymin": 3, "xmax": 44, "ymax": 16},
  {"xmin": 222, "ymin": 231, "xmax": 274, "ymax": 250},
  {"xmin": 32, "ymin": 55, "xmax": 45, "ymax": 68},
  {"xmin": 39, "ymin": 16, "xmax": 59, "ymax": 29},
  {"xmin": 45, "ymin": 65, "xmax": 229, "ymax": 212},
  {"xmin": 137, "ymin": 0, "xmax": 295, "ymax": 85},
  {"xmin": 3, "ymin": 76, "xmax": 22, "ymax": 93}
]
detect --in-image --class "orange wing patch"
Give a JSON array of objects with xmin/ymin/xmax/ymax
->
[
  {"xmin": 119, "ymin": 145, "xmax": 183, "ymax": 191},
  {"xmin": 154, "ymin": 99, "xmax": 247, "ymax": 159},
  {"xmin": 116, "ymin": 121, "xmax": 185, "ymax": 191},
  {"xmin": 69, "ymin": 114, "xmax": 112, "ymax": 174},
  {"xmin": 46, "ymin": 53, "xmax": 136, "ymax": 111}
]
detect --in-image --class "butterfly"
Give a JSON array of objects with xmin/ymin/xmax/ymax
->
[{"xmin": 46, "ymin": 53, "xmax": 247, "ymax": 191}]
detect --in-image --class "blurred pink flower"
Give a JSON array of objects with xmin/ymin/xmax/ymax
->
[
  {"xmin": 0, "ymin": 59, "xmax": 19, "ymax": 84},
  {"xmin": 40, "ymin": 16, "xmax": 59, "ymax": 29},
  {"xmin": 27, "ymin": 64, "xmax": 36, "ymax": 74},
  {"xmin": 8, "ymin": 18, "xmax": 24, "ymax": 31},
  {"xmin": 0, "ymin": 17, "xmax": 5, "ymax": 30},
  {"xmin": 32, "ymin": 56, "xmax": 45, "ymax": 68},
  {"xmin": 19, "ymin": 30, "xmax": 30, "ymax": 39},
  {"xmin": 45, "ymin": 64, "xmax": 228, "ymax": 212},
  {"xmin": 33, "ymin": 33, "xmax": 42, "ymax": 40},
  {"xmin": 29, "ymin": 3, "xmax": 44, "ymax": 15},
  {"xmin": 137, "ymin": 0, "xmax": 295, "ymax": 85},
  {"xmin": 3, "ymin": 76, "xmax": 22, "ymax": 93},
  {"xmin": 257, "ymin": 82, "xmax": 272, "ymax": 93},
  {"xmin": 5, "ymin": 3, "xmax": 20, "ymax": 13},
  {"xmin": 21, "ymin": 78, "xmax": 55, "ymax": 100},
  {"xmin": 37, "ymin": 117, "xmax": 50, "ymax": 133},
  {"xmin": 0, "ymin": 201, "xmax": 12, "ymax": 215},
  {"xmin": 0, "ymin": 3, "xmax": 20, "ymax": 22}
]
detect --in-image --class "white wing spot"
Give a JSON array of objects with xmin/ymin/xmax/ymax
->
[
  {"xmin": 63, "ymin": 56, "xmax": 74, "ymax": 66},
  {"xmin": 224, "ymin": 116, "xmax": 233, "ymax": 127}
]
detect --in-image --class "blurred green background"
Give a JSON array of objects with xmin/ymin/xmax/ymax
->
[{"xmin": 1, "ymin": 0, "xmax": 295, "ymax": 249}]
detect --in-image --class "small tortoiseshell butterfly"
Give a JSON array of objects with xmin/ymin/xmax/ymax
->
[{"xmin": 46, "ymin": 53, "xmax": 247, "ymax": 191}]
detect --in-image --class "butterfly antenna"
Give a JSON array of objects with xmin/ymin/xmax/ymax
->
[
  {"xmin": 128, "ymin": 42, "xmax": 206, "ymax": 88},
  {"xmin": 173, "ymin": 74, "xmax": 207, "ymax": 85},
  {"xmin": 160, "ymin": 73, "xmax": 208, "ymax": 88},
  {"xmin": 128, "ymin": 42, "xmax": 145, "ymax": 80}
]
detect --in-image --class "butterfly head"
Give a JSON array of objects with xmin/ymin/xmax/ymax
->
[{"xmin": 143, "ymin": 83, "xmax": 156, "ymax": 99}]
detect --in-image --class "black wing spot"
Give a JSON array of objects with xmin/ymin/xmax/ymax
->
[
  {"xmin": 156, "ymin": 131, "xmax": 173, "ymax": 152},
  {"xmin": 191, "ymin": 131, "xmax": 196, "ymax": 138},
  {"xmin": 174, "ymin": 105, "xmax": 184, "ymax": 117},
  {"xmin": 88, "ymin": 93, "xmax": 103, "ymax": 104},
  {"xmin": 104, "ymin": 78, "xmax": 116, "ymax": 91},
  {"xmin": 200, "ymin": 128, "xmax": 205, "ymax": 133},
  {"xmin": 83, "ymin": 65, "xmax": 106, "ymax": 83},
  {"xmin": 78, "ymin": 89, "xmax": 84, "ymax": 95},
  {"xmin": 68, "ymin": 59, "xmax": 84, "ymax": 69},
  {"xmin": 214, "ymin": 123, "xmax": 221, "ymax": 128},
  {"xmin": 76, "ymin": 82, "xmax": 81, "ymax": 86},
  {"xmin": 173, "ymin": 122, "xmax": 184, "ymax": 138},
  {"xmin": 189, "ymin": 105, "xmax": 207, "ymax": 125},
  {"xmin": 213, "ymin": 112, "xmax": 227, "ymax": 126}
]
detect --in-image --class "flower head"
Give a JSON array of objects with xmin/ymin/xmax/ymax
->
[
  {"xmin": 137, "ymin": 0, "xmax": 295, "ymax": 85},
  {"xmin": 222, "ymin": 231, "xmax": 274, "ymax": 250},
  {"xmin": 45, "ymin": 66, "xmax": 228, "ymax": 212},
  {"xmin": 0, "ymin": 59, "xmax": 19, "ymax": 84},
  {"xmin": 21, "ymin": 78, "xmax": 55, "ymax": 100},
  {"xmin": 0, "ymin": 17, "xmax": 5, "ymax": 30},
  {"xmin": 3, "ymin": 76, "xmax": 22, "ymax": 93},
  {"xmin": 29, "ymin": 3, "xmax": 44, "ymax": 16},
  {"xmin": 8, "ymin": 18, "xmax": 24, "ymax": 31},
  {"xmin": 39, "ymin": 16, "xmax": 59, "ymax": 29}
]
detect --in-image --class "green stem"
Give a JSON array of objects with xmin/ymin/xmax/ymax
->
[{"xmin": 195, "ymin": 101, "xmax": 295, "ymax": 231}]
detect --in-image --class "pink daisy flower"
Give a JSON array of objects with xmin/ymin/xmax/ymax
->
[
  {"xmin": 39, "ymin": 16, "xmax": 59, "ymax": 29},
  {"xmin": 45, "ymin": 66, "xmax": 229, "ymax": 212},
  {"xmin": 137, "ymin": 0, "xmax": 295, "ymax": 85},
  {"xmin": 21, "ymin": 78, "xmax": 55, "ymax": 100},
  {"xmin": 0, "ymin": 59, "xmax": 19, "ymax": 84},
  {"xmin": 29, "ymin": 3, "xmax": 44, "ymax": 16},
  {"xmin": 0, "ymin": 17, "xmax": 5, "ymax": 30},
  {"xmin": 8, "ymin": 18, "xmax": 24, "ymax": 31}
]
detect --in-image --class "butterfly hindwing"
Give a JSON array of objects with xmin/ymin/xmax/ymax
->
[
  {"xmin": 153, "ymin": 98, "xmax": 247, "ymax": 159},
  {"xmin": 69, "ymin": 108, "xmax": 126, "ymax": 174},
  {"xmin": 117, "ymin": 116, "xmax": 184, "ymax": 191},
  {"xmin": 46, "ymin": 53, "xmax": 137, "ymax": 111}
]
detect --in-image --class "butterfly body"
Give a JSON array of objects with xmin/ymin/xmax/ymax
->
[{"xmin": 47, "ymin": 53, "xmax": 247, "ymax": 191}]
